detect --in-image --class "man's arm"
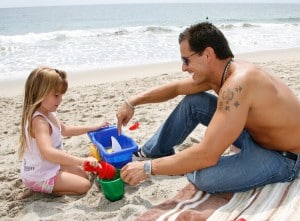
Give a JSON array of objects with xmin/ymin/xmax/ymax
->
[
  {"xmin": 128, "ymin": 77, "xmax": 210, "ymax": 106},
  {"xmin": 152, "ymin": 82, "xmax": 249, "ymax": 175},
  {"xmin": 121, "ymin": 81, "xmax": 250, "ymax": 185},
  {"xmin": 117, "ymin": 77, "xmax": 210, "ymax": 133}
]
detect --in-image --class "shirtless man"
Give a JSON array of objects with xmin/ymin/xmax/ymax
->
[{"xmin": 117, "ymin": 22, "xmax": 300, "ymax": 193}]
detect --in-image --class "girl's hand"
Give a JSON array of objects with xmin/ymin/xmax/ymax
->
[
  {"xmin": 100, "ymin": 122, "xmax": 110, "ymax": 128},
  {"xmin": 85, "ymin": 156, "xmax": 99, "ymax": 167},
  {"xmin": 90, "ymin": 122, "xmax": 109, "ymax": 132}
]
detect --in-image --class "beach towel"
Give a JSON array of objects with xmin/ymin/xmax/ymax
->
[{"xmin": 136, "ymin": 177, "xmax": 300, "ymax": 221}]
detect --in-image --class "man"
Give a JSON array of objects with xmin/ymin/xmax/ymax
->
[{"xmin": 116, "ymin": 22, "xmax": 300, "ymax": 193}]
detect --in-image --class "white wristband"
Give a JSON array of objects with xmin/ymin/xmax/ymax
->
[{"xmin": 124, "ymin": 99, "xmax": 135, "ymax": 110}]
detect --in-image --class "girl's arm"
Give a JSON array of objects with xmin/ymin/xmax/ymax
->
[
  {"xmin": 60, "ymin": 120, "xmax": 109, "ymax": 137},
  {"xmin": 32, "ymin": 116, "xmax": 98, "ymax": 167}
]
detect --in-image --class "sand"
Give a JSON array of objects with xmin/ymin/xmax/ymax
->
[{"xmin": 0, "ymin": 48, "xmax": 299, "ymax": 221}]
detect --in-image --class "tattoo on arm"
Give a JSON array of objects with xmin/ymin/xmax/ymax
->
[{"xmin": 218, "ymin": 85, "xmax": 243, "ymax": 111}]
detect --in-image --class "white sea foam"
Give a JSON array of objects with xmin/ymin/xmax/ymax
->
[{"xmin": 0, "ymin": 3, "xmax": 300, "ymax": 81}]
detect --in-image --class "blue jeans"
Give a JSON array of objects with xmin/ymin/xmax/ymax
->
[{"xmin": 142, "ymin": 92, "xmax": 300, "ymax": 193}]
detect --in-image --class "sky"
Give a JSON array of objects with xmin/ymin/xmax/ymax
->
[{"xmin": 0, "ymin": 0, "xmax": 298, "ymax": 8}]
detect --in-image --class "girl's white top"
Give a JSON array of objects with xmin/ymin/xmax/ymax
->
[{"xmin": 21, "ymin": 111, "xmax": 62, "ymax": 181}]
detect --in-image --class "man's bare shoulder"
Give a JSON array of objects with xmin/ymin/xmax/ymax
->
[
  {"xmin": 225, "ymin": 61, "xmax": 279, "ymax": 95},
  {"xmin": 227, "ymin": 61, "xmax": 300, "ymax": 152}
]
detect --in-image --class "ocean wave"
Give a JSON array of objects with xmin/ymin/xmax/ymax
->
[
  {"xmin": 1, "ymin": 3, "xmax": 300, "ymax": 82},
  {"xmin": 219, "ymin": 24, "xmax": 235, "ymax": 29},
  {"xmin": 144, "ymin": 26, "xmax": 174, "ymax": 33},
  {"xmin": 0, "ymin": 44, "xmax": 21, "ymax": 54},
  {"xmin": 55, "ymin": 34, "xmax": 67, "ymax": 41},
  {"xmin": 219, "ymin": 23, "xmax": 260, "ymax": 30},
  {"xmin": 0, "ymin": 26, "xmax": 180, "ymax": 44},
  {"xmin": 113, "ymin": 29, "xmax": 129, "ymax": 35},
  {"xmin": 0, "ymin": 22, "xmax": 300, "ymax": 81},
  {"xmin": 0, "ymin": 30, "xmax": 92, "ymax": 43},
  {"xmin": 275, "ymin": 17, "xmax": 300, "ymax": 23},
  {"xmin": 242, "ymin": 23, "xmax": 260, "ymax": 28},
  {"xmin": 2, "ymin": 21, "xmax": 298, "ymax": 45}
]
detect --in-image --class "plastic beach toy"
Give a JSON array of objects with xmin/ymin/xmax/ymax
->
[
  {"xmin": 97, "ymin": 169, "xmax": 124, "ymax": 202},
  {"xmin": 87, "ymin": 126, "xmax": 138, "ymax": 169},
  {"xmin": 83, "ymin": 161, "xmax": 116, "ymax": 179},
  {"xmin": 111, "ymin": 136, "xmax": 122, "ymax": 152},
  {"xmin": 89, "ymin": 144, "xmax": 101, "ymax": 161},
  {"xmin": 129, "ymin": 121, "xmax": 139, "ymax": 130}
]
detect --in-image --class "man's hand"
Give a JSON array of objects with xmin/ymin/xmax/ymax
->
[
  {"xmin": 120, "ymin": 161, "xmax": 148, "ymax": 185},
  {"xmin": 116, "ymin": 102, "xmax": 134, "ymax": 135}
]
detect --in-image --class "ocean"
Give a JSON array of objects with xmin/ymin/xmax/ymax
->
[{"xmin": 0, "ymin": 3, "xmax": 300, "ymax": 81}]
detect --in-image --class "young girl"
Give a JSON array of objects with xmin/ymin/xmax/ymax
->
[{"xmin": 19, "ymin": 67, "xmax": 109, "ymax": 196}]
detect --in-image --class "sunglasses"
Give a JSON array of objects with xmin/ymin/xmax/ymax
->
[{"xmin": 181, "ymin": 52, "xmax": 197, "ymax": 66}]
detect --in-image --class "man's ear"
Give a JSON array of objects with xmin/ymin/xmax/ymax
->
[{"xmin": 204, "ymin": 47, "xmax": 216, "ymax": 62}]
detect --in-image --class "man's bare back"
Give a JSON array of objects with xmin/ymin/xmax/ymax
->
[{"xmin": 228, "ymin": 61, "xmax": 300, "ymax": 153}]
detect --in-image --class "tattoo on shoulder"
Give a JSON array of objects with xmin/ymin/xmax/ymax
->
[{"xmin": 218, "ymin": 85, "xmax": 243, "ymax": 111}]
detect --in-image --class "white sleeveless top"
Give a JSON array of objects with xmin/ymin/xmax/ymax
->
[{"xmin": 21, "ymin": 111, "xmax": 62, "ymax": 181}]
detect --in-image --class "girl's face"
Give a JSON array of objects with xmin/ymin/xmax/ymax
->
[{"xmin": 40, "ymin": 90, "xmax": 63, "ymax": 113}]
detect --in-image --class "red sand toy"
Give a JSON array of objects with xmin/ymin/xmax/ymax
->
[
  {"xmin": 83, "ymin": 160, "xmax": 116, "ymax": 180},
  {"xmin": 129, "ymin": 121, "xmax": 139, "ymax": 130}
]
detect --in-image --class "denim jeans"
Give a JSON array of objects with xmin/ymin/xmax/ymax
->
[{"xmin": 142, "ymin": 92, "xmax": 300, "ymax": 193}]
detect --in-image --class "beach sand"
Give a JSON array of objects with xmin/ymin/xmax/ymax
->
[{"xmin": 0, "ymin": 48, "xmax": 299, "ymax": 221}]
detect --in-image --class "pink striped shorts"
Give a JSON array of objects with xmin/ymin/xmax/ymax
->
[{"xmin": 22, "ymin": 175, "xmax": 57, "ymax": 194}]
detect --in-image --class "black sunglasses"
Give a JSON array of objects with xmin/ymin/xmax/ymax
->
[{"xmin": 181, "ymin": 52, "xmax": 197, "ymax": 66}]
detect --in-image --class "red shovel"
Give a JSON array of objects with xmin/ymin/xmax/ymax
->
[{"xmin": 83, "ymin": 161, "xmax": 116, "ymax": 180}]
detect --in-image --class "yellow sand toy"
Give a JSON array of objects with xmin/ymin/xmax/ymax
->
[{"xmin": 89, "ymin": 144, "xmax": 101, "ymax": 161}]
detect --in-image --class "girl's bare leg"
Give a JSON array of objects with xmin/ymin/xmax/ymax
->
[{"xmin": 52, "ymin": 166, "xmax": 91, "ymax": 195}]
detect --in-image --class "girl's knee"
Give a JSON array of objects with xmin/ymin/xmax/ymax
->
[{"xmin": 77, "ymin": 180, "xmax": 92, "ymax": 194}]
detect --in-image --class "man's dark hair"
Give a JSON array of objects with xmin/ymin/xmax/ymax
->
[{"xmin": 179, "ymin": 22, "xmax": 234, "ymax": 59}]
